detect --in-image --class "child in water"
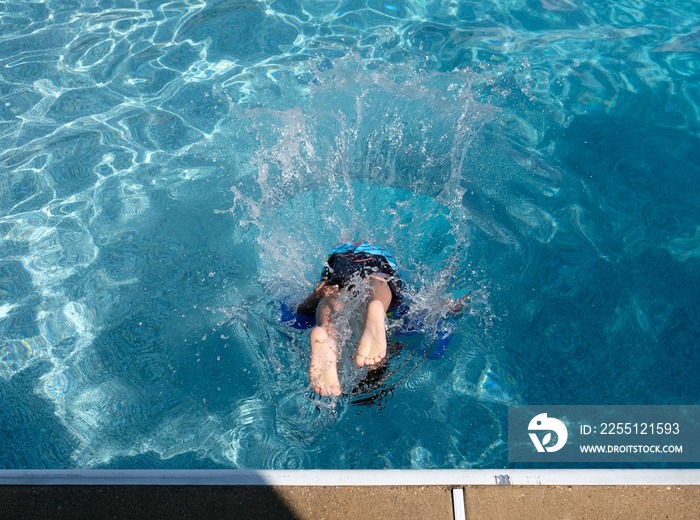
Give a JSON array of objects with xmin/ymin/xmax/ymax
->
[
  {"xmin": 296, "ymin": 240, "xmax": 467, "ymax": 396},
  {"xmin": 296, "ymin": 240, "xmax": 403, "ymax": 396}
]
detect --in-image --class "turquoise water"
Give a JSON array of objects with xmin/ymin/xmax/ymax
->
[{"xmin": 1, "ymin": 0, "xmax": 699, "ymax": 469}]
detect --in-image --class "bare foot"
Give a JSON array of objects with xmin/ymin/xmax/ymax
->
[
  {"xmin": 309, "ymin": 326, "xmax": 341, "ymax": 396},
  {"xmin": 356, "ymin": 299, "xmax": 388, "ymax": 367}
]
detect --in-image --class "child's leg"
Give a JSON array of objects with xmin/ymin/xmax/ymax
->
[
  {"xmin": 309, "ymin": 293, "xmax": 342, "ymax": 396},
  {"xmin": 356, "ymin": 276, "xmax": 393, "ymax": 367}
]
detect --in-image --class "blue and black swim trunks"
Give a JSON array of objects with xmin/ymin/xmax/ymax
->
[{"xmin": 320, "ymin": 240, "xmax": 403, "ymax": 312}]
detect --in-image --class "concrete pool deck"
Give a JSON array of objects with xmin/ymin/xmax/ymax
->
[
  {"xmin": 2, "ymin": 470, "xmax": 700, "ymax": 519},
  {"xmin": 3, "ymin": 484, "xmax": 700, "ymax": 519}
]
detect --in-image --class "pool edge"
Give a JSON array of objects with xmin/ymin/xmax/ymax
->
[{"xmin": 1, "ymin": 469, "xmax": 699, "ymax": 486}]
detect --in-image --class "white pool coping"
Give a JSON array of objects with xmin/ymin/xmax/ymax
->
[{"xmin": 1, "ymin": 469, "xmax": 699, "ymax": 486}]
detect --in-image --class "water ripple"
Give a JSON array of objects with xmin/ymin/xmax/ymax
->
[{"xmin": 0, "ymin": 0, "xmax": 698, "ymax": 470}]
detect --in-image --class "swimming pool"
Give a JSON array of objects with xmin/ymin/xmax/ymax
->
[{"xmin": 1, "ymin": 0, "xmax": 699, "ymax": 470}]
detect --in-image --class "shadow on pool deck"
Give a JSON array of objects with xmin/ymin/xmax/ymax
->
[
  {"xmin": 1, "ymin": 486, "xmax": 300, "ymax": 520},
  {"xmin": 1, "ymin": 485, "xmax": 700, "ymax": 519}
]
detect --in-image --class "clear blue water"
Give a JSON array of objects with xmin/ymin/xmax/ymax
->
[{"xmin": 1, "ymin": 0, "xmax": 699, "ymax": 469}]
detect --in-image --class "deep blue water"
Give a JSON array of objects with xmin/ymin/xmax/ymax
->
[{"xmin": 1, "ymin": 0, "xmax": 699, "ymax": 469}]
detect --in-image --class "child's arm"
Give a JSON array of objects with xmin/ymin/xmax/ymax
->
[
  {"xmin": 297, "ymin": 281, "xmax": 340, "ymax": 315},
  {"xmin": 442, "ymin": 293, "xmax": 470, "ymax": 313}
]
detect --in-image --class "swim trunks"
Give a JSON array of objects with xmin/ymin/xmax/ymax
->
[{"xmin": 320, "ymin": 240, "xmax": 403, "ymax": 312}]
